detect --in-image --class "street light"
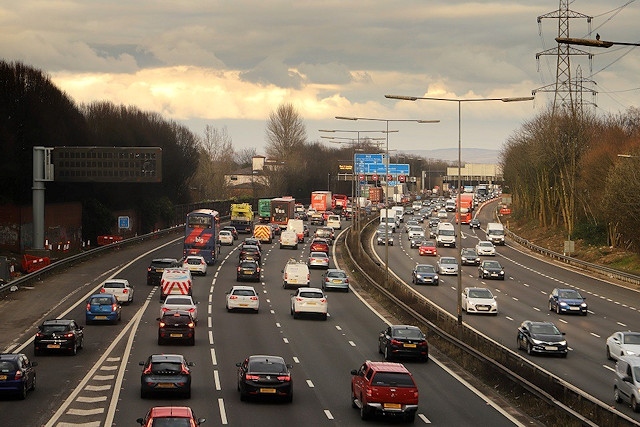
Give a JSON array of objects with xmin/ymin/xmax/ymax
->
[
  {"xmin": 385, "ymin": 94, "xmax": 534, "ymax": 326},
  {"xmin": 336, "ymin": 116, "xmax": 440, "ymax": 289}
]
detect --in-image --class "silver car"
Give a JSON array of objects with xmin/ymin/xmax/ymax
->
[
  {"xmin": 160, "ymin": 295, "xmax": 198, "ymax": 323},
  {"xmin": 308, "ymin": 251, "xmax": 330, "ymax": 269},
  {"xmin": 321, "ymin": 269, "xmax": 349, "ymax": 292},
  {"xmin": 436, "ymin": 256, "xmax": 459, "ymax": 275}
]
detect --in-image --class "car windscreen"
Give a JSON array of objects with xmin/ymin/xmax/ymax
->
[
  {"xmin": 371, "ymin": 372, "xmax": 415, "ymax": 387},
  {"xmin": 484, "ymin": 261, "xmax": 501, "ymax": 268},
  {"xmin": 624, "ymin": 334, "xmax": 640, "ymax": 344},
  {"xmin": 415, "ymin": 266, "xmax": 435, "ymax": 273},
  {"xmin": 530, "ymin": 324, "xmax": 560, "ymax": 335},
  {"xmin": 469, "ymin": 289, "xmax": 493, "ymax": 299},
  {"xmin": 438, "ymin": 229, "xmax": 454, "ymax": 236},
  {"xmin": 440, "ymin": 258, "xmax": 456, "ymax": 265},
  {"xmin": 559, "ymin": 290, "xmax": 581, "ymax": 299}
]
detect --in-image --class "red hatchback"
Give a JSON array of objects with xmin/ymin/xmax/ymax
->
[
  {"xmin": 137, "ymin": 406, "xmax": 205, "ymax": 427},
  {"xmin": 309, "ymin": 238, "xmax": 330, "ymax": 253},
  {"xmin": 418, "ymin": 240, "xmax": 437, "ymax": 256}
]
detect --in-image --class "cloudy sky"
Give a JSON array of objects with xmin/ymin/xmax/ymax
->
[{"xmin": 3, "ymin": 1, "xmax": 639, "ymax": 157}]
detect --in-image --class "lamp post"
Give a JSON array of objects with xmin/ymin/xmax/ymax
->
[
  {"xmin": 385, "ymin": 94, "xmax": 534, "ymax": 326},
  {"xmin": 335, "ymin": 116, "xmax": 439, "ymax": 288},
  {"xmin": 555, "ymin": 37, "xmax": 640, "ymax": 48}
]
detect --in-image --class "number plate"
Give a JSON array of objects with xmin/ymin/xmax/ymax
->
[
  {"xmin": 307, "ymin": 302, "xmax": 316, "ymax": 305},
  {"xmin": 260, "ymin": 388, "xmax": 276, "ymax": 394},
  {"xmin": 384, "ymin": 403, "xmax": 402, "ymax": 409},
  {"xmin": 170, "ymin": 333, "xmax": 183, "ymax": 338},
  {"xmin": 0, "ymin": 375, "xmax": 6, "ymax": 380},
  {"xmin": 47, "ymin": 344, "xmax": 61, "ymax": 349},
  {"xmin": 478, "ymin": 306, "xmax": 489, "ymax": 311},
  {"xmin": 156, "ymin": 383, "xmax": 175, "ymax": 388},
  {"xmin": 239, "ymin": 304, "xmax": 248, "ymax": 307},
  {"xmin": 94, "ymin": 316, "xmax": 107, "ymax": 320},
  {"xmin": 332, "ymin": 279, "xmax": 341, "ymax": 283},
  {"xmin": 569, "ymin": 307, "xmax": 579, "ymax": 310},
  {"xmin": 544, "ymin": 346, "xmax": 557, "ymax": 351},
  {"xmin": 403, "ymin": 343, "xmax": 417, "ymax": 348}
]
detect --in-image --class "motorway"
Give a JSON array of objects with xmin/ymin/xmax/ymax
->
[
  {"xmin": 377, "ymin": 200, "xmax": 640, "ymax": 422},
  {"xmin": 0, "ymin": 220, "xmax": 526, "ymax": 426}
]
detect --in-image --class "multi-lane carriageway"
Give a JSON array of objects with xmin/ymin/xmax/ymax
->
[{"xmin": 0, "ymin": 220, "xmax": 531, "ymax": 426}]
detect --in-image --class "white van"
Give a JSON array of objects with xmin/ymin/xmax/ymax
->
[
  {"xmin": 282, "ymin": 258, "xmax": 310, "ymax": 289},
  {"xmin": 287, "ymin": 218, "xmax": 305, "ymax": 242},
  {"xmin": 326, "ymin": 214, "xmax": 341, "ymax": 230},
  {"xmin": 436, "ymin": 222, "xmax": 456, "ymax": 247},
  {"xmin": 159, "ymin": 268, "xmax": 193, "ymax": 301},
  {"xmin": 279, "ymin": 230, "xmax": 298, "ymax": 249},
  {"xmin": 391, "ymin": 206, "xmax": 405, "ymax": 223},
  {"xmin": 486, "ymin": 222, "xmax": 505, "ymax": 245}
]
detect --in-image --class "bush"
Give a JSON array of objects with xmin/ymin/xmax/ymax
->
[{"xmin": 572, "ymin": 221, "xmax": 607, "ymax": 246}]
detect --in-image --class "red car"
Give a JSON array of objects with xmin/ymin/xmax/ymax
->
[
  {"xmin": 418, "ymin": 240, "xmax": 437, "ymax": 256},
  {"xmin": 309, "ymin": 238, "xmax": 330, "ymax": 253},
  {"xmin": 137, "ymin": 406, "xmax": 205, "ymax": 427}
]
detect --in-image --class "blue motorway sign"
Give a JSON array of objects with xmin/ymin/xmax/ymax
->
[
  {"xmin": 355, "ymin": 153, "xmax": 385, "ymax": 174},
  {"xmin": 118, "ymin": 216, "xmax": 130, "ymax": 229},
  {"xmin": 364, "ymin": 163, "xmax": 410, "ymax": 175}
]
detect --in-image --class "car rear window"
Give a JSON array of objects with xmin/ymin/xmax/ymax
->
[
  {"xmin": 165, "ymin": 297, "xmax": 192, "ymax": 305},
  {"xmin": 327, "ymin": 271, "xmax": 346, "ymax": 278},
  {"xmin": 42, "ymin": 324, "xmax": 69, "ymax": 333},
  {"xmin": 240, "ymin": 262, "xmax": 257, "ymax": 269},
  {"xmin": 150, "ymin": 418, "xmax": 192, "ymax": 427},
  {"xmin": 186, "ymin": 258, "xmax": 202, "ymax": 265},
  {"xmin": 232, "ymin": 289, "xmax": 256, "ymax": 296},
  {"xmin": 299, "ymin": 291, "xmax": 324, "ymax": 298},
  {"xmin": 393, "ymin": 328, "xmax": 424, "ymax": 340},
  {"xmin": 248, "ymin": 360, "xmax": 287, "ymax": 373},
  {"xmin": 0, "ymin": 361, "xmax": 16, "ymax": 372},
  {"xmin": 103, "ymin": 282, "xmax": 125, "ymax": 288},
  {"xmin": 90, "ymin": 297, "xmax": 113, "ymax": 305},
  {"xmin": 371, "ymin": 372, "xmax": 415, "ymax": 387},
  {"xmin": 150, "ymin": 361, "xmax": 183, "ymax": 374},
  {"xmin": 151, "ymin": 260, "xmax": 177, "ymax": 268}
]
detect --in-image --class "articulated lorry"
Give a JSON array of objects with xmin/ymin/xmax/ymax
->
[
  {"xmin": 230, "ymin": 203, "xmax": 254, "ymax": 234},
  {"xmin": 311, "ymin": 191, "xmax": 332, "ymax": 212}
]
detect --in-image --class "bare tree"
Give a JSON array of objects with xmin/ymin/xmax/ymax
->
[
  {"xmin": 235, "ymin": 147, "xmax": 257, "ymax": 168},
  {"xmin": 265, "ymin": 103, "xmax": 307, "ymax": 159},
  {"xmin": 188, "ymin": 125, "xmax": 236, "ymax": 200}
]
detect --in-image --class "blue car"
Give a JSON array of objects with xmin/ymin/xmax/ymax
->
[
  {"xmin": 86, "ymin": 293, "xmax": 122, "ymax": 324},
  {"xmin": 548, "ymin": 288, "xmax": 587, "ymax": 315},
  {"xmin": 0, "ymin": 353, "xmax": 37, "ymax": 399}
]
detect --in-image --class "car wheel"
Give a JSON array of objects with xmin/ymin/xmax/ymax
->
[
  {"xmin": 34, "ymin": 347, "xmax": 41, "ymax": 357},
  {"xmin": 548, "ymin": 301, "xmax": 553, "ymax": 311},
  {"xmin": 606, "ymin": 346, "xmax": 613, "ymax": 361},
  {"xmin": 240, "ymin": 389, "xmax": 247, "ymax": 401},
  {"xmin": 70, "ymin": 342, "xmax": 77, "ymax": 356},
  {"xmin": 185, "ymin": 389, "xmax": 191, "ymax": 399},
  {"xmin": 158, "ymin": 338, "xmax": 163, "ymax": 346},
  {"xmin": 527, "ymin": 342, "xmax": 533, "ymax": 355},
  {"xmin": 30, "ymin": 374, "xmax": 36, "ymax": 391},
  {"xmin": 322, "ymin": 313, "xmax": 328, "ymax": 321},
  {"xmin": 141, "ymin": 389, "xmax": 148, "ymax": 399},
  {"xmin": 190, "ymin": 337, "xmax": 195, "ymax": 346},
  {"xmin": 633, "ymin": 396, "xmax": 640, "ymax": 412},
  {"xmin": 18, "ymin": 382, "xmax": 27, "ymax": 400},
  {"xmin": 614, "ymin": 386, "xmax": 622, "ymax": 403},
  {"xmin": 556, "ymin": 304, "xmax": 561, "ymax": 314},
  {"xmin": 384, "ymin": 346, "xmax": 391, "ymax": 361},
  {"xmin": 285, "ymin": 391, "xmax": 293, "ymax": 403}
]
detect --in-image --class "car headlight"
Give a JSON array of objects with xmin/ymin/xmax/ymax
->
[
  {"xmin": 416, "ymin": 274, "xmax": 422, "ymax": 279},
  {"xmin": 580, "ymin": 303, "xmax": 587, "ymax": 307},
  {"xmin": 625, "ymin": 350, "xmax": 637, "ymax": 356},
  {"xmin": 500, "ymin": 270, "xmax": 504, "ymax": 274},
  {"xmin": 558, "ymin": 340, "xmax": 567, "ymax": 346},
  {"xmin": 559, "ymin": 301, "xmax": 568, "ymax": 306},
  {"xmin": 483, "ymin": 269, "xmax": 489, "ymax": 274},
  {"xmin": 433, "ymin": 275, "xmax": 439, "ymax": 280},
  {"xmin": 531, "ymin": 339, "xmax": 543, "ymax": 345}
]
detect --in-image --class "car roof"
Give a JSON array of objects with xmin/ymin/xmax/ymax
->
[
  {"xmin": 185, "ymin": 255, "xmax": 205, "ymax": 260},
  {"xmin": 231, "ymin": 285, "xmax": 257, "ymax": 291},
  {"xmin": 364, "ymin": 360, "xmax": 412, "ymax": 373},
  {"xmin": 297, "ymin": 287, "xmax": 323, "ymax": 293},
  {"xmin": 42, "ymin": 319, "xmax": 74, "ymax": 325},
  {"xmin": 248, "ymin": 354, "xmax": 286, "ymax": 363},
  {"xmin": 325, "ymin": 268, "xmax": 344, "ymax": 274},
  {"xmin": 148, "ymin": 406, "xmax": 194, "ymax": 418},
  {"xmin": 310, "ymin": 252, "xmax": 328, "ymax": 256}
]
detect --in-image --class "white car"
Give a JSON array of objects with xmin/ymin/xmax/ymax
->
[
  {"xmin": 182, "ymin": 255, "xmax": 207, "ymax": 275},
  {"xmin": 437, "ymin": 209, "xmax": 448, "ymax": 219},
  {"xmin": 225, "ymin": 285, "xmax": 259, "ymax": 313},
  {"xmin": 475, "ymin": 240, "xmax": 496, "ymax": 256},
  {"xmin": 606, "ymin": 331, "xmax": 640, "ymax": 361},
  {"xmin": 100, "ymin": 278, "xmax": 134, "ymax": 304},
  {"xmin": 407, "ymin": 226, "xmax": 425, "ymax": 240},
  {"xmin": 462, "ymin": 287, "xmax": 498, "ymax": 315},
  {"xmin": 291, "ymin": 287, "xmax": 328, "ymax": 320},
  {"xmin": 219, "ymin": 230, "xmax": 234, "ymax": 245},
  {"xmin": 161, "ymin": 295, "xmax": 198, "ymax": 323}
]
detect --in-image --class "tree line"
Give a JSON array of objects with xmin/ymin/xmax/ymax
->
[
  {"xmin": 501, "ymin": 105, "xmax": 640, "ymax": 250},
  {"xmin": 0, "ymin": 61, "xmax": 449, "ymax": 244}
]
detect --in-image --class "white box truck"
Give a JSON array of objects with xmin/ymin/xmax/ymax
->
[
  {"xmin": 379, "ymin": 209, "xmax": 398, "ymax": 232},
  {"xmin": 436, "ymin": 222, "xmax": 456, "ymax": 247},
  {"xmin": 486, "ymin": 222, "xmax": 505, "ymax": 246}
]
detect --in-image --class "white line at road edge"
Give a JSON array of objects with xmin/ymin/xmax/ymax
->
[{"xmin": 332, "ymin": 227, "xmax": 525, "ymax": 427}]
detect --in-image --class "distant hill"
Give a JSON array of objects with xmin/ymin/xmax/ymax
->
[{"xmin": 401, "ymin": 148, "xmax": 500, "ymax": 164}]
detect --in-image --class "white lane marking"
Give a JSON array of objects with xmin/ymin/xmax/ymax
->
[
  {"xmin": 603, "ymin": 365, "xmax": 616, "ymax": 372},
  {"xmin": 324, "ymin": 410, "xmax": 334, "ymax": 420},
  {"xmin": 93, "ymin": 375, "xmax": 114, "ymax": 381},
  {"xmin": 618, "ymin": 322, "xmax": 627, "ymax": 327},
  {"xmin": 208, "ymin": 317, "xmax": 212, "ymax": 328},
  {"xmin": 209, "ymin": 294, "xmax": 212, "ymax": 303},
  {"xmin": 558, "ymin": 319, "xmax": 568, "ymax": 324},
  {"xmin": 505, "ymin": 316, "xmax": 514, "ymax": 321},
  {"xmin": 214, "ymin": 370, "xmax": 221, "ymax": 390},
  {"xmin": 418, "ymin": 413, "xmax": 432, "ymax": 423},
  {"xmin": 211, "ymin": 348, "xmax": 217, "ymax": 365},
  {"xmin": 214, "ymin": 271, "xmax": 219, "ymax": 278},
  {"xmin": 533, "ymin": 307, "xmax": 541, "ymax": 311},
  {"xmin": 209, "ymin": 330, "xmax": 214, "ymax": 345},
  {"xmin": 84, "ymin": 385, "xmax": 111, "ymax": 392},
  {"xmin": 99, "ymin": 365, "xmax": 118, "ymax": 371},
  {"xmin": 208, "ymin": 305, "xmax": 212, "ymax": 314},
  {"xmin": 218, "ymin": 398, "xmax": 228, "ymax": 425},
  {"xmin": 293, "ymin": 357, "xmax": 300, "ymax": 363},
  {"xmin": 57, "ymin": 421, "xmax": 101, "ymax": 427},
  {"xmin": 283, "ymin": 338, "xmax": 289, "ymax": 344},
  {"xmin": 270, "ymin": 309, "xmax": 275, "ymax": 314},
  {"xmin": 306, "ymin": 379, "xmax": 314, "ymax": 388},
  {"xmin": 335, "ymin": 325, "xmax": 342, "ymax": 331},
  {"xmin": 76, "ymin": 396, "xmax": 107, "ymax": 403},
  {"xmin": 348, "ymin": 341, "xmax": 356, "ymax": 347},
  {"xmin": 590, "ymin": 332, "xmax": 601, "ymax": 338},
  {"xmin": 276, "ymin": 322, "xmax": 281, "ymax": 327},
  {"xmin": 66, "ymin": 408, "xmax": 105, "ymax": 416}
]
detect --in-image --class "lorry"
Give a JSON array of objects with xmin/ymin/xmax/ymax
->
[
  {"xmin": 486, "ymin": 222, "xmax": 505, "ymax": 246},
  {"xmin": 379, "ymin": 208, "xmax": 398, "ymax": 232},
  {"xmin": 270, "ymin": 197, "xmax": 296, "ymax": 229},
  {"xmin": 257, "ymin": 198, "xmax": 272, "ymax": 223},
  {"xmin": 455, "ymin": 193, "xmax": 474, "ymax": 224},
  {"xmin": 230, "ymin": 203, "xmax": 254, "ymax": 234},
  {"xmin": 252, "ymin": 224, "xmax": 273, "ymax": 244},
  {"xmin": 332, "ymin": 194, "xmax": 348, "ymax": 210},
  {"xmin": 286, "ymin": 218, "xmax": 305, "ymax": 243},
  {"xmin": 368, "ymin": 187, "xmax": 383, "ymax": 205},
  {"xmin": 311, "ymin": 191, "xmax": 332, "ymax": 212},
  {"xmin": 435, "ymin": 222, "xmax": 456, "ymax": 247}
]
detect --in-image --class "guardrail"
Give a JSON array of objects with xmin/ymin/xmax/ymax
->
[
  {"xmin": 341, "ymin": 217, "xmax": 640, "ymax": 427},
  {"xmin": 0, "ymin": 225, "xmax": 183, "ymax": 296}
]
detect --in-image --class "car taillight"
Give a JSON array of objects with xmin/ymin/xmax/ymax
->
[
  {"xmin": 86, "ymin": 303, "xmax": 91, "ymax": 311},
  {"xmin": 188, "ymin": 322, "xmax": 195, "ymax": 328},
  {"xmin": 159, "ymin": 322, "xmax": 166, "ymax": 327},
  {"xmin": 345, "ymin": 278, "xmax": 349, "ymax": 283},
  {"xmin": 418, "ymin": 341, "xmax": 428, "ymax": 347},
  {"xmin": 99, "ymin": 288, "xmax": 105, "ymax": 293},
  {"xmin": 112, "ymin": 304, "xmax": 118, "ymax": 311},
  {"xmin": 277, "ymin": 375, "xmax": 290, "ymax": 381},
  {"xmin": 143, "ymin": 364, "xmax": 152, "ymax": 375},
  {"xmin": 200, "ymin": 260, "xmax": 206, "ymax": 265},
  {"xmin": 245, "ymin": 374, "xmax": 260, "ymax": 380},
  {"xmin": 14, "ymin": 370, "xmax": 23, "ymax": 380},
  {"xmin": 256, "ymin": 267, "xmax": 260, "ymax": 272},
  {"xmin": 320, "ymin": 299, "xmax": 327, "ymax": 303},
  {"xmin": 237, "ymin": 267, "xmax": 241, "ymax": 272},
  {"xmin": 161, "ymin": 307, "xmax": 170, "ymax": 312},
  {"xmin": 181, "ymin": 365, "xmax": 190, "ymax": 375},
  {"xmin": 391, "ymin": 339, "xmax": 403, "ymax": 345},
  {"xmin": 64, "ymin": 332, "xmax": 74, "ymax": 339},
  {"xmin": 296, "ymin": 297, "xmax": 304, "ymax": 302},
  {"xmin": 229, "ymin": 295, "xmax": 238, "ymax": 300},
  {"xmin": 306, "ymin": 274, "xmax": 310, "ymax": 280},
  {"xmin": 188, "ymin": 307, "xmax": 196, "ymax": 312},
  {"xmin": 35, "ymin": 332, "xmax": 44, "ymax": 338},
  {"xmin": 122, "ymin": 289, "xmax": 128, "ymax": 294},
  {"xmin": 250, "ymin": 296, "xmax": 258, "ymax": 300}
]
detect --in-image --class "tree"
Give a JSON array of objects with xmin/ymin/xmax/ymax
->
[
  {"xmin": 235, "ymin": 147, "xmax": 257, "ymax": 168},
  {"xmin": 188, "ymin": 125, "xmax": 235, "ymax": 200}
]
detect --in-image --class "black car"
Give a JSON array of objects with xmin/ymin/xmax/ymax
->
[
  {"xmin": 243, "ymin": 237, "xmax": 262, "ymax": 249},
  {"xmin": 411, "ymin": 264, "xmax": 439, "ymax": 285},
  {"xmin": 469, "ymin": 218, "xmax": 481, "ymax": 229},
  {"xmin": 236, "ymin": 355, "xmax": 293, "ymax": 402},
  {"xmin": 460, "ymin": 248, "xmax": 481, "ymax": 266},
  {"xmin": 236, "ymin": 260, "xmax": 261, "ymax": 282},
  {"xmin": 428, "ymin": 217, "xmax": 440, "ymax": 228},
  {"xmin": 239, "ymin": 244, "xmax": 261, "ymax": 264},
  {"xmin": 147, "ymin": 258, "xmax": 180, "ymax": 286},
  {"xmin": 139, "ymin": 354, "xmax": 194, "ymax": 398},
  {"xmin": 34, "ymin": 319, "xmax": 84, "ymax": 356},
  {"xmin": 269, "ymin": 223, "xmax": 282, "ymax": 236},
  {"xmin": 222, "ymin": 226, "xmax": 239, "ymax": 240},
  {"xmin": 517, "ymin": 320, "xmax": 568, "ymax": 357},
  {"xmin": 378, "ymin": 325, "xmax": 429, "ymax": 362},
  {"xmin": 157, "ymin": 311, "xmax": 196, "ymax": 345},
  {"xmin": 478, "ymin": 260, "xmax": 505, "ymax": 280},
  {"xmin": 0, "ymin": 353, "xmax": 37, "ymax": 399}
]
